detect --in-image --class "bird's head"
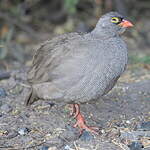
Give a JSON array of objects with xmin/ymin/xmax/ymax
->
[{"xmin": 94, "ymin": 12, "xmax": 133, "ymax": 36}]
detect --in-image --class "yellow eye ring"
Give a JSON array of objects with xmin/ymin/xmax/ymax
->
[{"xmin": 111, "ymin": 17, "xmax": 120, "ymax": 23}]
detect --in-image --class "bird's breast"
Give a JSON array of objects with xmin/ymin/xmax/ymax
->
[{"xmin": 66, "ymin": 40, "xmax": 127, "ymax": 100}]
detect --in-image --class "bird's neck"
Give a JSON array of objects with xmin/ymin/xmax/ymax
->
[{"xmin": 90, "ymin": 27, "xmax": 118, "ymax": 40}]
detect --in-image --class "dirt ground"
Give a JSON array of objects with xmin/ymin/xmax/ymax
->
[{"xmin": 0, "ymin": 63, "xmax": 150, "ymax": 150}]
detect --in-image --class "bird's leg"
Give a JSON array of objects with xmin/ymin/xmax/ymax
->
[
  {"xmin": 73, "ymin": 103, "xmax": 80, "ymax": 118},
  {"xmin": 69, "ymin": 104, "xmax": 79, "ymax": 118},
  {"xmin": 70, "ymin": 104, "xmax": 99, "ymax": 135},
  {"xmin": 69, "ymin": 104, "xmax": 75, "ymax": 116}
]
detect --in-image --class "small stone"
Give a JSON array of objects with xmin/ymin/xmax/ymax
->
[
  {"xmin": 39, "ymin": 146, "xmax": 57, "ymax": 150},
  {"xmin": 0, "ymin": 88, "xmax": 7, "ymax": 98},
  {"xmin": 60, "ymin": 125, "xmax": 77, "ymax": 141},
  {"xmin": 39, "ymin": 145, "xmax": 49, "ymax": 150},
  {"xmin": 101, "ymin": 129, "xmax": 105, "ymax": 134},
  {"xmin": 1, "ymin": 104, "xmax": 12, "ymax": 113},
  {"xmin": 80, "ymin": 130, "xmax": 94, "ymax": 141},
  {"xmin": 0, "ymin": 130, "xmax": 8, "ymax": 136},
  {"xmin": 137, "ymin": 121, "xmax": 150, "ymax": 131},
  {"xmin": 128, "ymin": 141, "xmax": 143, "ymax": 150},
  {"xmin": 64, "ymin": 145, "xmax": 72, "ymax": 150},
  {"xmin": 18, "ymin": 127, "xmax": 30, "ymax": 135},
  {"xmin": 126, "ymin": 120, "xmax": 131, "ymax": 124}
]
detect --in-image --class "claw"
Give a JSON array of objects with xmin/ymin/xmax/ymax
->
[{"xmin": 69, "ymin": 104, "xmax": 99, "ymax": 135}]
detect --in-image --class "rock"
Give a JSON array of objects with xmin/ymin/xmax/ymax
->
[
  {"xmin": 39, "ymin": 146, "xmax": 49, "ymax": 150},
  {"xmin": 128, "ymin": 141, "xmax": 143, "ymax": 150},
  {"xmin": 80, "ymin": 130, "xmax": 94, "ymax": 141},
  {"xmin": 18, "ymin": 127, "xmax": 30, "ymax": 135},
  {"xmin": 0, "ymin": 104, "xmax": 12, "ymax": 113},
  {"xmin": 60, "ymin": 125, "xmax": 78, "ymax": 141},
  {"xmin": 0, "ymin": 130, "xmax": 8, "ymax": 136},
  {"xmin": 39, "ymin": 146, "xmax": 57, "ymax": 150},
  {"xmin": 64, "ymin": 145, "xmax": 73, "ymax": 150},
  {"xmin": 0, "ymin": 88, "xmax": 7, "ymax": 98}
]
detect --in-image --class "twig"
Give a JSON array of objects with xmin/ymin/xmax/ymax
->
[
  {"xmin": 74, "ymin": 141, "xmax": 79, "ymax": 150},
  {"xmin": 0, "ymin": 12, "xmax": 40, "ymax": 40}
]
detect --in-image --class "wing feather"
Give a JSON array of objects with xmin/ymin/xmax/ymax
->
[{"xmin": 27, "ymin": 33, "xmax": 83, "ymax": 83}]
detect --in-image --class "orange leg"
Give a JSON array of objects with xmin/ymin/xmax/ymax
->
[
  {"xmin": 70, "ymin": 104, "xmax": 99, "ymax": 135},
  {"xmin": 69, "ymin": 104, "xmax": 79, "ymax": 118}
]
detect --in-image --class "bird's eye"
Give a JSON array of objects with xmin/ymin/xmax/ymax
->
[{"xmin": 111, "ymin": 17, "xmax": 121, "ymax": 24}]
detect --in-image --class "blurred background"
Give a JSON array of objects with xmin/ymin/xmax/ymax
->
[{"xmin": 0, "ymin": 0, "xmax": 150, "ymax": 72}]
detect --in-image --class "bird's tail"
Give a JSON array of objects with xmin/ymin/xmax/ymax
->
[{"xmin": 25, "ymin": 87, "xmax": 36, "ymax": 106}]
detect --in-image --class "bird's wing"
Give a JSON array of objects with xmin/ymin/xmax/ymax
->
[{"xmin": 27, "ymin": 32, "xmax": 83, "ymax": 84}]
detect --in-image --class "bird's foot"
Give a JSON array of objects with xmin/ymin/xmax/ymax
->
[{"xmin": 69, "ymin": 104, "xmax": 99, "ymax": 135}]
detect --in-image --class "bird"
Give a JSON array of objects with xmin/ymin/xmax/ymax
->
[{"xmin": 25, "ymin": 12, "xmax": 133, "ymax": 135}]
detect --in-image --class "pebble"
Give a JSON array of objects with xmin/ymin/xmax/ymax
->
[
  {"xmin": 128, "ymin": 141, "xmax": 143, "ymax": 150},
  {"xmin": 39, "ymin": 146, "xmax": 49, "ymax": 150},
  {"xmin": 18, "ymin": 127, "xmax": 30, "ymax": 135},
  {"xmin": 39, "ymin": 146, "xmax": 57, "ymax": 150},
  {"xmin": 60, "ymin": 125, "xmax": 77, "ymax": 140},
  {"xmin": 137, "ymin": 121, "xmax": 150, "ymax": 131},
  {"xmin": 0, "ymin": 130, "xmax": 8, "ymax": 136},
  {"xmin": 64, "ymin": 145, "xmax": 72, "ymax": 150},
  {"xmin": 0, "ymin": 88, "xmax": 7, "ymax": 98},
  {"xmin": 126, "ymin": 120, "xmax": 131, "ymax": 124},
  {"xmin": 80, "ymin": 130, "xmax": 94, "ymax": 141},
  {"xmin": 0, "ymin": 104, "xmax": 12, "ymax": 113}
]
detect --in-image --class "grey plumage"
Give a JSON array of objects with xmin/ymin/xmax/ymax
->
[{"xmin": 25, "ymin": 12, "xmax": 129, "ymax": 106}]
